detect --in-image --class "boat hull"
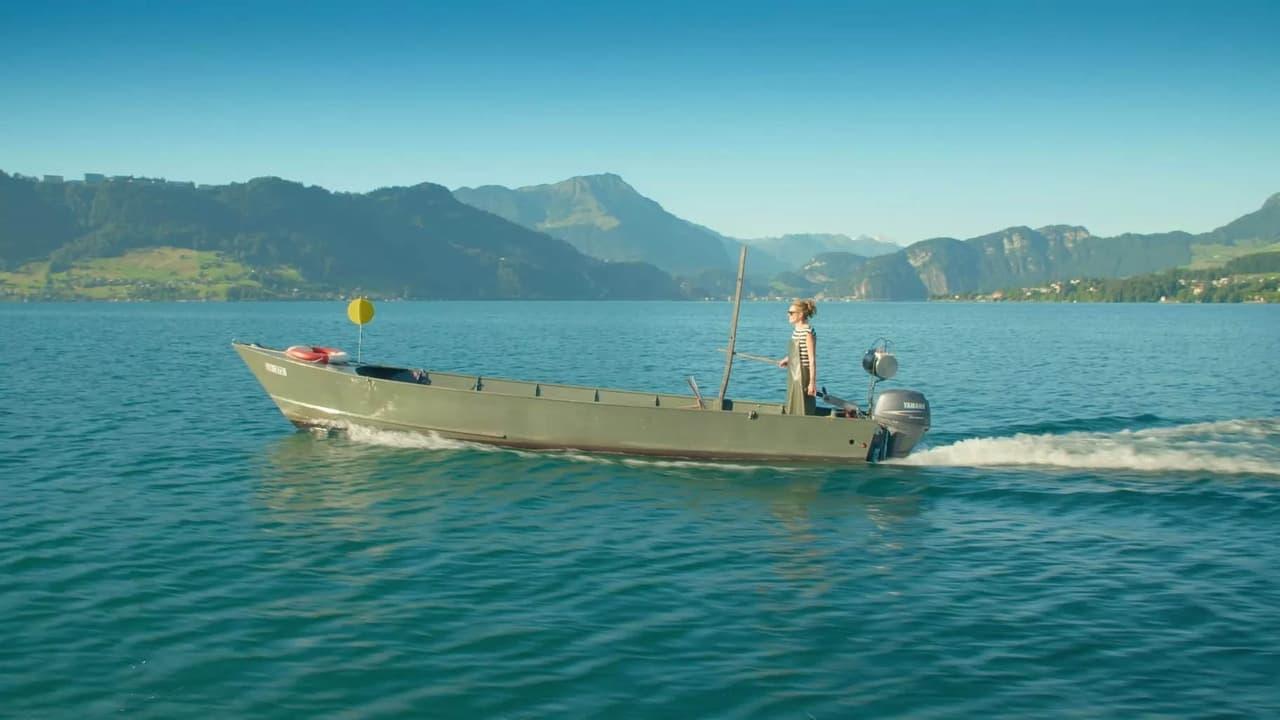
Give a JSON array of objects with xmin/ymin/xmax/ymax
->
[{"xmin": 234, "ymin": 342, "xmax": 892, "ymax": 463}]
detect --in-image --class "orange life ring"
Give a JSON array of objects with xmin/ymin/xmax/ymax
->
[{"xmin": 285, "ymin": 346, "xmax": 349, "ymax": 364}]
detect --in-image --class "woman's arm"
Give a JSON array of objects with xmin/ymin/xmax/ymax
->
[{"xmin": 805, "ymin": 330, "xmax": 817, "ymax": 395}]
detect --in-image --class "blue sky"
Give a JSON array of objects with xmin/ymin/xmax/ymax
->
[{"xmin": 2, "ymin": 0, "xmax": 1277, "ymax": 244}]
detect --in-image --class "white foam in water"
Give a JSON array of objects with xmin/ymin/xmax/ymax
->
[
  {"xmin": 518, "ymin": 448, "xmax": 764, "ymax": 472},
  {"xmin": 1133, "ymin": 417, "xmax": 1280, "ymax": 439},
  {"xmin": 895, "ymin": 418, "xmax": 1280, "ymax": 476},
  {"xmin": 340, "ymin": 423, "xmax": 490, "ymax": 452},
  {"xmin": 321, "ymin": 422, "xmax": 770, "ymax": 470},
  {"xmin": 322, "ymin": 418, "xmax": 1280, "ymax": 476},
  {"xmin": 618, "ymin": 457, "xmax": 765, "ymax": 472}
]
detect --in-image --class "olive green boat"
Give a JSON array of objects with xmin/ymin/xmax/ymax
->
[
  {"xmin": 233, "ymin": 340, "xmax": 929, "ymax": 463},
  {"xmin": 233, "ymin": 250, "xmax": 931, "ymax": 463}
]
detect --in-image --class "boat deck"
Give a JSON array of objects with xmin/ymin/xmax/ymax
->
[{"xmin": 349, "ymin": 361, "xmax": 787, "ymax": 414}]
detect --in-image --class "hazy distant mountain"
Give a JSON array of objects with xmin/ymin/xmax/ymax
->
[
  {"xmin": 1200, "ymin": 191, "xmax": 1280, "ymax": 245},
  {"xmin": 0, "ymin": 171, "xmax": 680, "ymax": 299},
  {"xmin": 741, "ymin": 233, "xmax": 899, "ymax": 269},
  {"xmin": 716, "ymin": 236, "xmax": 790, "ymax": 280},
  {"xmin": 826, "ymin": 194, "xmax": 1280, "ymax": 300},
  {"xmin": 454, "ymin": 174, "xmax": 731, "ymax": 276},
  {"xmin": 453, "ymin": 174, "xmax": 900, "ymax": 281},
  {"xmin": 767, "ymin": 252, "xmax": 871, "ymax": 297},
  {"xmin": 9, "ymin": 167, "xmax": 1274, "ymax": 302}
]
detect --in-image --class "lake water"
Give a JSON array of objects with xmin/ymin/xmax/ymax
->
[{"xmin": 2, "ymin": 301, "xmax": 1278, "ymax": 718}]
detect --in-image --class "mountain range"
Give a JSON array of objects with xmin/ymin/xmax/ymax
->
[
  {"xmin": 0, "ymin": 172, "xmax": 678, "ymax": 299},
  {"xmin": 454, "ymin": 174, "xmax": 731, "ymax": 277},
  {"xmin": 846, "ymin": 196, "xmax": 1280, "ymax": 299},
  {"xmin": 453, "ymin": 174, "xmax": 901, "ymax": 279},
  {"xmin": 737, "ymin": 233, "xmax": 901, "ymax": 270},
  {"xmin": 452, "ymin": 174, "xmax": 1279, "ymax": 299},
  {"xmin": 3, "ymin": 168, "xmax": 1277, "ymax": 301}
]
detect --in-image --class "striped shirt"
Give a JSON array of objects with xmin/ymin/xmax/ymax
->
[{"xmin": 792, "ymin": 326, "xmax": 815, "ymax": 366}]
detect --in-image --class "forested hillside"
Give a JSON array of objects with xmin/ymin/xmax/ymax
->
[
  {"xmin": 941, "ymin": 249, "xmax": 1280, "ymax": 303},
  {"xmin": 0, "ymin": 172, "xmax": 680, "ymax": 300},
  {"xmin": 837, "ymin": 194, "xmax": 1280, "ymax": 299}
]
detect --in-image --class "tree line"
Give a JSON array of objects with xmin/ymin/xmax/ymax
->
[{"xmin": 938, "ymin": 251, "xmax": 1280, "ymax": 303}]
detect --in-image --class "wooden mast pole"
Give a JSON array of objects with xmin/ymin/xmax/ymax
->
[{"xmin": 716, "ymin": 246, "xmax": 748, "ymax": 409}]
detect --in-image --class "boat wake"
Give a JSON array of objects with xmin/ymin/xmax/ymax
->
[
  {"xmin": 331, "ymin": 424, "xmax": 493, "ymax": 452},
  {"xmin": 321, "ymin": 423, "xmax": 772, "ymax": 470},
  {"xmin": 321, "ymin": 417, "xmax": 1280, "ymax": 477},
  {"xmin": 894, "ymin": 418, "xmax": 1280, "ymax": 476}
]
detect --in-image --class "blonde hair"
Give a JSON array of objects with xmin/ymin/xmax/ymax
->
[{"xmin": 791, "ymin": 298, "xmax": 817, "ymax": 321}]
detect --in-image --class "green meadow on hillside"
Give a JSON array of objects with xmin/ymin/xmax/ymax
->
[
  {"xmin": 1188, "ymin": 241, "xmax": 1280, "ymax": 269},
  {"xmin": 0, "ymin": 247, "xmax": 317, "ymax": 300}
]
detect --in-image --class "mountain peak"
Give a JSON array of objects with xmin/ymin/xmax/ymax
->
[
  {"xmin": 245, "ymin": 176, "xmax": 303, "ymax": 189},
  {"xmin": 1263, "ymin": 192, "xmax": 1280, "ymax": 209},
  {"xmin": 558, "ymin": 173, "xmax": 637, "ymax": 193},
  {"xmin": 1037, "ymin": 225, "xmax": 1093, "ymax": 241},
  {"xmin": 453, "ymin": 174, "xmax": 728, "ymax": 275},
  {"xmin": 369, "ymin": 181, "xmax": 455, "ymax": 203}
]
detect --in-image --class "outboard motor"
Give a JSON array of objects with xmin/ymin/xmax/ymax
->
[
  {"xmin": 872, "ymin": 389, "xmax": 931, "ymax": 458},
  {"xmin": 862, "ymin": 339, "xmax": 931, "ymax": 458}
]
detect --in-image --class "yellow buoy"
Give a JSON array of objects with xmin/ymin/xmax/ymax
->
[
  {"xmin": 347, "ymin": 297, "xmax": 375, "ymax": 363},
  {"xmin": 347, "ymin": 297, "xmax": 375, "ymax": 325}
]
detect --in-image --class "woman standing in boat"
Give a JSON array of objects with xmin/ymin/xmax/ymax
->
[{"xmin": 778, "ymin": 299, "xmax": 817, "ymax": 415}]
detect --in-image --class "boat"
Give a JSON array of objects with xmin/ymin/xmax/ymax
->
[{"xmin": 233, "ymin": 250, "xmax": 931, "ymax": 463}]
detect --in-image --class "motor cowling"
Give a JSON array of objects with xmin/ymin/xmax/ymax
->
[{"xmin": 872, "ymin": 389, "xmax": 931, "ymax": 458}]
